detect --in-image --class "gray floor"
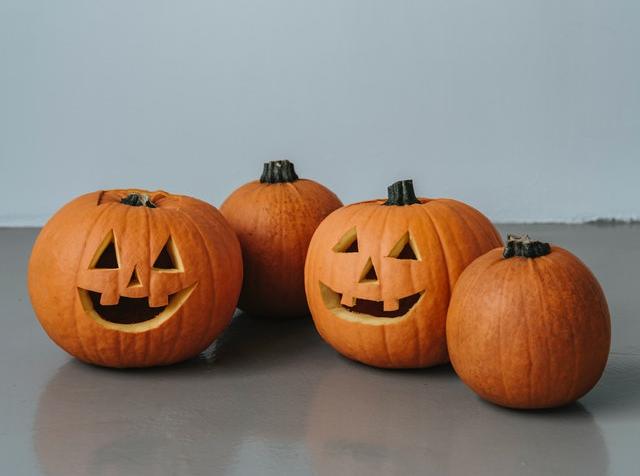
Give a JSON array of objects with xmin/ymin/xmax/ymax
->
[{"xmin": 1, "ymin": 224, "xmax": 638, "ymax": 476}]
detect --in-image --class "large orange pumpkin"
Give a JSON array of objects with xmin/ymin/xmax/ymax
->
[
  {"xmin": 221, "ymin": 160, "xmax": 342, "ymax": 318},
  {"xmin": 28, "ymin": 190, "xmax": 243, "ymax": 368},
  {"xmin": 446, "ymin": 234, "xmax": 611, "ymax": 409},
  {"xmin": 304, "ymin": 180, "xmax": 502, "ymax": 368}
]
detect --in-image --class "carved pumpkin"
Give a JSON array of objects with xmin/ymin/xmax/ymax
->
[
  {"xmin": 221, "ymin": 160, "xmax": 342, "ymax": 318},
  {"xmin": 446, "ymin": 234, "xmax": 611, "ymax": 409},
  {"xmin": 28, "ymin": 190, "xmax": 243, "ymax": 368},
  {"xmin": 304, "ymin": 180, "xmax": 502, "ymax": 368}
]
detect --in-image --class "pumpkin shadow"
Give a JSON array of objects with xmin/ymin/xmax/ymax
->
[
  {"xmin": 207, "ymin": 310, "xmax": 330, "ymax": 374},
  {"xmin": 579, "ymin": 352, "xmax": 640, "ymax": 415},
  {"xmin": 335, "ymin": 352, "xmax": 458, "ymax": 379}
]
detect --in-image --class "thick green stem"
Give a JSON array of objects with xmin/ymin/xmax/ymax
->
[
  {"xmin": 383, "ymin": 180, "xmax": 420, "ymax": 206},
  {"xmin": 503, "ymin": 234, "xmax": 551, "ymax": 258},
  {"xmin": 121, "ymin": 193, "xmax": 156, "ymax": 208},
  {"xmin": 260, "ymin": 160, "xmax": 299, "ymax": 183}
]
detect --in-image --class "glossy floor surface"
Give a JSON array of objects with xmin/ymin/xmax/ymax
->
[{"xmin": 1, "ymin": 225, "xmax": 638, "ymax": 475}]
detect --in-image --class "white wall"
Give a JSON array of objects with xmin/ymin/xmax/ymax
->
[{"xmin": 1, "ymin": 0, "xmax": 638, "ymax": 225}]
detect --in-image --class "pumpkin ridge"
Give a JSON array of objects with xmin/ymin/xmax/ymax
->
[
  {"xmin": 449, "ymin": 252, "xmax": 502, "ymax": 390},
  {"xmin": 73, "ymin": 199, "xmax": 117, "ymax": 364},
  {"xmin": 288, "ymin": 181, "xmax": 312, "ymax": 280},
  {"xmin": 434, "ymin": 200, "xmax": 488, "ymax": 276},
  {"xmin": 190, "ymin": 201, "xmax": 243, "ymax": 343},
  {"xmin": 540, "ymin": 255, "xmax": 580, "ymax": 402},
  {"xmin": 352, "ymin": 207, "xmax": 381, "ymax": 365},
  {"xmin": 410, "ymin": 214, "xmax": 431, "ymax": 366},
  {"xmin": 382, "ymin": 205, "xmax": 422, "ymax": 365},
  {"xmin": 417, "ymin": 205, "xmax": 452, "ymax": 300},
  {"xmin": 359, "ymin": 205, "xmax": 384, "ymax": 286},
  {"xmin": 523, "ymin": 260, "xmax": 536, "ymax": 407},
  {"xmin": 529, "ymin": 258, "xmax": 554, "ymax": 405},
  {"xmin": 375, "ymin": 204, "xmax": 392, "ymax": 296},
  {"xmin": 280, "ymin": 185, "xmax": 296, "ymax": 306},
  {"xmin": 440, "ymin": 199, "xmax": 502, "ymax": 249},
  {"xmin": 335, "ymin": 204, "xmax": 377, "ymax": 300},
  {"xmin": 139, "ymin": 205, "xmax": 152, "ymax": 366},
  {"xmin": 167, "ymin": 209, "xmax": 212, "ymax": 361},
  {"xmin": 89, "ymin": 202, "xmax": 125, "ymax": 365},
  {"xmin": 279, "ymin": 184, "xmax": 299, "ymax": 307},
  {"xmin": 381, "ymin": 323, "xmax": 393, "ymax": 367},
  {"xmin": 496, "ymin": 261, "xmax": 517, "ymax": 403},
  {"xmin": 116, "ymin": 203, "xmax": 134, "ymax": 367},
  {"xmin": 551, "ymin": 248, "xmax": 610, "ymax": 398},
  {"xmin": 233, "ymin": 183, "xmax": 267, "ymax": 310}
]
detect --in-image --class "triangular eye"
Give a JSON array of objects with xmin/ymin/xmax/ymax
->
[
  {"xmin": 91, "ymin": 231, "xmax": 119, "ymax": 269},
  {"xmin": 333, "ymin": 227, "xmax": 358, "ymax": 253},
  {"xmin": 344, "ymin": 239, "xmax": 359, "ymax": 253},
  {"xmin": 396, "ymin": 242, "xmax": 418, "ymax": 260},
  {"xmin": 359, "ymin": 257, "xmax": 378, "ymax": 283},
  {"xmin": 153, "ymin": 237, "xmax": 181, "ymax": 270},
  {"xmin": 388, "ymin": 232, "xmax": 419, "ymax": 260}
]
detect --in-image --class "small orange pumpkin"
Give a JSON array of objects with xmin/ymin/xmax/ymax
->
[
  {"xmin": 446, "ymin": 234, "xmax": 611, "ymax": 409},
  {"xmin": 305, "ymin": 180, "xmax": 502, "ymax": 368},
  {"xmin": 28, "ymin": 190, "xmax": 243, "ymax": 368},
  {"xmin": 221, "ymin": 160, "xmax": 342, "ymax": 318}
]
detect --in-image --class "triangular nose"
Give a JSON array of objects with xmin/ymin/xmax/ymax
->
[
  {"xmin": 359, "ymin": 257, "xmax": 378, "ymax": 283},
  {"xmin": 127, "ymin": 266, "xmax": 142, "ymax": 288}
]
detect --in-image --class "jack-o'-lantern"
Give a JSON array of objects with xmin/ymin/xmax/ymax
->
[
  {"xmin": 304, "ymin": 180, "xmax": 502, "ymax": 368},
  {"xmin": 28, "ymin": 190, "xmax": 243, "ymax": 368}
]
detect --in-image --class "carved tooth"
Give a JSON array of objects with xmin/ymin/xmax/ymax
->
[
  {"xmin": 340, "ymin": 293, "xmax": 355, "ymax": 307},
  {"xmin": 149, "ymin": 292, "xmax": 169, "ymax": 308},
  {"xmin": 99, "ymin": 289, "xmax": 119, "ymax": 306},
  {"xmin": 383, "ymin": 299, "xmax": 400, "ymax": 312}
]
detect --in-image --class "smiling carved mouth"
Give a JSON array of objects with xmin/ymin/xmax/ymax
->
[
  {"xmin": 77, "ymin": 283, "xmax": 196, "ymax": 330},
  {"xmin": 319, "ymin": 282, "xmax": 424, "ymax": 321}
]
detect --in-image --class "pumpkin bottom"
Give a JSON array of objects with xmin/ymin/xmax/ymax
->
[
  {"xmin": 449, "ymin": 319, "xmax": 610, "ymax": 410},
  {"xmin": 450, "ymin": 345, "xmax": 609, "ymax": 410},
  {"xmin": 465, "ymin": 373, "xmax": 607, "ymax": 410}
]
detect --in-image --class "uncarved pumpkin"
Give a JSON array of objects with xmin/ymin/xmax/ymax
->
[
  {"xmin": 305, "ymin": 180, "xmax": 502, "ymax": 368},
  {"xmin": 446, "ymin": 234, "xmax": 611, "ymax": 409},
  {"xmin": 28, "ymin": 190, "xmax": 243, "ymax": 368},
  {"xmin": 220, "ymin": 160, "xmax": 342, "ymax": 318}
]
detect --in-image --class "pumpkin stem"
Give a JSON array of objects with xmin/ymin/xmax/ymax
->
[
  {"xmin": 503, "ymin": 234, "xmax": 551, "ymax": 258},
  {"xmin": 260, "ymin": 160, "xmax": 299, "ymax": 183},
  {"xmin": 384, "ymin": 180, "xmax": 420, "ymax": 206},
  {"xmin": 121, "ymin": 193, "xmax": 156, "ymax": 208}
]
